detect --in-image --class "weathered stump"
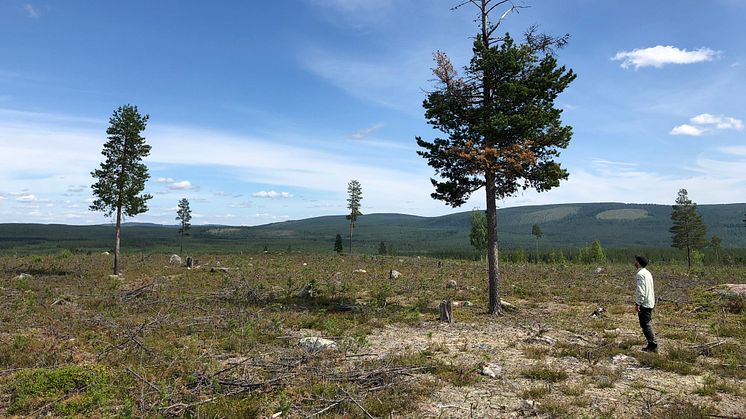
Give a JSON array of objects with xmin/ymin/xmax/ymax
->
[
  {"xmin": 439, "ymin": 299, "xmax": 453, "ymax": 323},
  {"xmin": 186, "ymin": 257, "xmax": 194, "ymax": 268}
]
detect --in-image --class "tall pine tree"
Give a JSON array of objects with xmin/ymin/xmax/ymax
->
[
  {"xmin": 346, "ymin": 180, "xmax": 363, "ymax": 254},
  {"xmin": 670, "ymin": 188, "xmax": 707, "ymax": 268},
  {"xmin": 90, "ymin": 105, "xmax": 152, "ymax": 275},
  {"xmin": 176, "ymin": 198, "xmax": 192, "ymax": 254},
  {"xmin": 417, "ymin": 1, "xmax": 575, "ymax": 314}
]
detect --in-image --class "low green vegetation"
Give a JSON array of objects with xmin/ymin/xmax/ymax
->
[{"xmin": 0, "ymin": 252, "xmax": 744, "ymax": 417}]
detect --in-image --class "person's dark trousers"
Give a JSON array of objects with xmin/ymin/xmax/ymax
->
[{"xmin": 638, "ymin": 306, "xmax": 657, "ymax": 348}]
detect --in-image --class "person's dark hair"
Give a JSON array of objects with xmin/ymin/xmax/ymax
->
[{"xmin": 635, "ymin": 255, "xmax": 648, "ymax": 268}]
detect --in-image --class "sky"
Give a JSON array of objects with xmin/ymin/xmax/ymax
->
[{"xmin": 1, "ymin": 0, "xmax": 745, "ymax": 226}]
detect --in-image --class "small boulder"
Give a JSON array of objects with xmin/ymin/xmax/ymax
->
[
  {"xmin": 500, "ymin": 300, "xmax": 517, "ymax": 311},
  {"xmin": 590, "ymin": 307, "xmax": 605, "ymax": 318},
  {"xmin": 446, "ymin": 279, "xmax": 458, "ymax": 289},
  {"xmin": 297, "ymin": 283, "xmax": 315, "ymax": 299},
  {"xmin": 594, "ymin": 267, "xmax": 606, "ymax": 274},
  {"xmin": 389, "ymin": 270, "xmax": 401, "ymax": 279},
  {"xmin": 169, "ymin": 254, "xmax": 182, "ymax": 265},
  {"xmin": 210, "ymin": 267, "xmax": 230, "ymax": 273},
  {"xmin": 612, "ymin": 354, "xmax": 637, "ymax": 364},
  {"xmin": 481, "ymin": 363, "xmax": 502, "ymax": 378},
  {"xmin": 14, "ymin": 273, "xmax": 33, "ymax": 280},
  {"xmin": 463, "ymin": 301, "xmax": 474, "ymax": 307},
  {"xmin": 714, "ymin": 284, "xmax": 746, "ymax": 298},
  {"xmin": 299, "ymin": 337, "xmax": 337, "ymax": 353},
  {"xmin": 353, "ymin": 269, "xmax": 367, "ymax": 274}
]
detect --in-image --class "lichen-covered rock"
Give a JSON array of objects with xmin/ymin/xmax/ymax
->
[{"xmin": 299, "ymin": 337, "xmax": 337, "ymax": 352}]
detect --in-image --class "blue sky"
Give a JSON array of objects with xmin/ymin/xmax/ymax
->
[{"xmin": 1, "ymin": 0, "xmax": 745, "ymax": 225}]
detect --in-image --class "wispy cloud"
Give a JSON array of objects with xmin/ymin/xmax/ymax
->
[
  {"xmin": 350, "ymin": 122, "xmax": 385, "ymax": 139},
  {"xmin": 168, "ymin": 180, "xmax": 195, "ymax": 190},
  {"xmin": 670, "ymin": 113, "xmax": 743, "ymax": 136},
  {"xmin": 612, "ymin": 46, "xmax": 718, "ymax": 69},
  {"xmin": 300, "ymin": 48, "xmax": 431, "ymax": 112},
  {"xmin": 23, "ymin": 4, "xmax": 40, "ymax": 18},
  {"xmin": 156, "ymin": 177, "xmax": 175, "ymax": 183},
  {"xmin": 252, "ymin": 190, "xmax": 293, "ymax": 199},
  {"xmin": 670, "ymin": 124, "xmax": 705, "ymax": 136},
  {"xmin": 16, "ymin": 194, "xmax": 37, "ymax": 202}
]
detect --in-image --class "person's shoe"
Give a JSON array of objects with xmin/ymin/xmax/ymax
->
[{"xmin": 642, "ymin": 345, "xmax": 658, "ymax": 353}]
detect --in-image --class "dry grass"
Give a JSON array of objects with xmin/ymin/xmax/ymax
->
[{"xmin": 0, "ymin": 252, "xmax": 744, "ymax": 417}]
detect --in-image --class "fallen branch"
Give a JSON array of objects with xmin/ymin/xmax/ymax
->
[
  {"xmin": 126, "ymin": 367, "xmax": 161, "ymax": 393},
  {"xmin": 338, "ymin": 387, "xmax": 374, "ymax": 419}
]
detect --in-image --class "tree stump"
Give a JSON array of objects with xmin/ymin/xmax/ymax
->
[
  {"xmin": 439, "ymin": 299, "xmax": 453, "ymax": 323},
  {"xmin": 186, "ymin": 257, "xmax": 193, "ymax": 268}
]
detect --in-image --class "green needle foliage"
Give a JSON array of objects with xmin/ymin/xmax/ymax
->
[
  {"xmin": 334, "ymin": 233, "xmax": 344, "ymax": 254},
  {"xmin": 416, "ymin": 1, "xmax": 576, "ymax": 313},
  {"xmin": 469, "ymin": 209, "xmax": 488, "ymax": 258},
  {"xmin": 90, "ymin": 105, "xmax": 152, "ymax": 275},
  {"xmin": 532, "ymin": 224, "xmax": 543, "ymax": 263},
  {"xmin": 346, "ymin": 180, "xmax": 363, "ymax": 254},
  {"xmin": 176, "ymin": 198, "xmax": 192, "ymax": 254},
  {"xmin": 670, "ymin": 188, "xmax": 707, "ymax": 268}
]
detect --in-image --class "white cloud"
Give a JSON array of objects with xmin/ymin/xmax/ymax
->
[
  {"xmin": 252, "ymin": 190, "xmax": 293, "ymax": 199},
  {"xmin": 612, "ymin": 45, "xmax": 718, "ymax": 70},
  {"xmin": 168, "ymin": 180, "xmax": 194, "ymax": 190},
  {"xmin": 350, "ymin": 122, "xmax": 385, "ymax": 140},
  {"xmin": 670, "ymin": 124, "xmax": 705, "ymax": 136},
  {"xmin": 670, "ymin": 113, "xmax": 743, "ymax": 136},
  {"xmin": 156, "ymin": 177, "xmax": 175, "ymax": 183},
  {"xmin": 23, "ymin": 4, "xmax": 40, "ymax": 18},
  {"xmin": 16, "ymin": 194, "xmax": 37, "ymax": 202},
  {"xmin": 690, "ymin": 113, "xmax": 743, "ymax": 130}
]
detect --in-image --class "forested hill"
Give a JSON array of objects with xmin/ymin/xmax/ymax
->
[{"xmin": 1, "ymin": 202, "xmax": 745, "ymax": 255}]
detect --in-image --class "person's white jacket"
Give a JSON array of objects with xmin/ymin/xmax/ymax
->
[{"xmin": 635, "ymin": 267, "xmax": 655, "ymax": 309}]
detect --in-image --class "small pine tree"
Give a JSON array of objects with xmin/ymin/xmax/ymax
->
[
  {"xmin": 670, "ymin": 189, "xmax": 707, "ymax": 268},
  {"xmin": 378, "ymin": 241, "xmax": 387, "ymax": 255},
  {"xmin": 334, "ymin": 234, "xmax": 344, "ymax": 254},
  {"xmin": 469, "ymin": 210, "xmax": 488, "ymax": 259},
  {"xmin": 709, "ymin": 235, "xmax": 722, "ymax": 265},
  {"xmin": 531, "ymin": 224, "xmax": 543, "ymax": 263},
  {"xmin": 176, "ymin": 198, "xmax": 191, "ymax": 254},
  {"xmin": 591, "ymin": 240, "xmax": 606, "ymax": 264}
]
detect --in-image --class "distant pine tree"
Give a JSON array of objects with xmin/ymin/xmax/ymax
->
[
  {"xmin": 670, "ymin": 189, "xmax": 707, "ymax": 268},
  {"xmin": 469, "ymin": 210, "xmax": 487, "ymax": 260},
  {"xmin": 346, "ymin": 180, "xmax": 363, "ymax": 254},
  {"xmin": 176, "ymin": 198, "xmax": 192, "ymax": 254},
  {"xmin": 334, "ymin": 234, "xmax": 343, "ymax": 254},
  {"xmin": 378, "ymin": 241, "xmax": 387, "ymax": 255},
  {"xmin": 531, "ymin": 224, "xmax": 543, "ymax": 263}
]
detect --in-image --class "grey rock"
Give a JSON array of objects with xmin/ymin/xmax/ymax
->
[
  {"xmin": 389, "ymin": 270, "xmax": 401, "ymax": 279},
  {"xmin": 481, "ymin": 363, "xmax": 502, "ymax": 378},
  {"xmin": 14, "ymin": 273, "xmax": 33, "ymax": 280},
  {"xmin": 446, "ymin": 279, "xmax": 457, "ymax": 289},
  {"xmin": 169, "ymin": 254, "xmax": 182, "ymax": 265},
  {"xmin": 299, "ymin": 337, "xmax": 337, "ymax": 352},
  {"xmin": 500, "ymin": 300, "xmax": 517, "ymax": 311},
  {"xmin": 297, "ymin": 283, "xmax": 315, "ymax": 299}
]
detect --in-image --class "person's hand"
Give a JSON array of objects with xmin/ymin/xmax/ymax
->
[{"xmin": 635, "ymin": 304, "xmax": 640, "ymax": 313}]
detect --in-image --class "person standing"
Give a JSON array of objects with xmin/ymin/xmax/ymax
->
[{"xmin": 634, "ymin": 255, "xmax": 657, "ymax": 352}]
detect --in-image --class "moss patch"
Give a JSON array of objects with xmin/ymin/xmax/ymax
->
[{"xmin": 5, "ymin": 364, "xmax": 121, "ymax": 416}]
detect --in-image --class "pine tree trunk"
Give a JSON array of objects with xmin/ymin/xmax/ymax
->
[
  {"xmin": 485, "ymin": 171, "xmax": 501, "ymax": 315},
  {"xmin": 687, "ymin": 245, "xmax": 691, "ymax": 268},
  {"xmin": 114, "ymin": 205, "xmax": 122, "ymax": 275},
  {"xmin": 349, "ymin": 223, "xmax": 353, "ymax": 255},
  {"xmin": 535, "ymin": 238, "xmax": 539, "ymax": 264},
  {"xmin": 179, "ymin": 230, "xmax": 184, "ymax": 254}
]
